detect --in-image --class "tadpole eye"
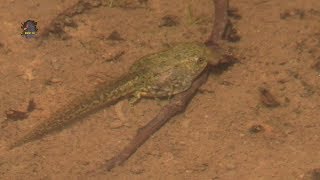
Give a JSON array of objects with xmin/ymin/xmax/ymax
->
[{"xmin": 197, "ymin": 57, "xmax": 205, "ymax": 63}]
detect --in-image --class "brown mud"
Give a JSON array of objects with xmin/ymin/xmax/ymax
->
[{"xmin": 0, "ymin": 0, "xmax": 320, "ymax": 179}]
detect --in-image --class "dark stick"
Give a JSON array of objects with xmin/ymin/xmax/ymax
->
[
  {"xmin": 102, "ymin": 0, "xmax": 229, "ymax": 171},
  {"xmin": 104, "ymin": 70, "xmax": 209, "ymax": 171},
  {"xmin": 206, "ymin": 0, "xmax": 229, "ymax": 45}
]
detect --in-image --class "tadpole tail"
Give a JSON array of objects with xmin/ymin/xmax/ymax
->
[
  {"xmin": 9, "ymin": 73, "xmax": 141, "ymax": 149},
  {"xmin": 9, "ymin": 120, "xmax": 62, "ymax": 149}
]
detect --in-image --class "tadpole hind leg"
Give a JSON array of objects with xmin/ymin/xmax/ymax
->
[{"xmin": 128, "ymin": 91, "xmax": 144, "ymax": 105}]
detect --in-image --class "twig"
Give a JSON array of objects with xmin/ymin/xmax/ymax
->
[
  {"xmin": 102, "ymin": 0, "xmax": 229, "ymax": 171},
  {"xmin": 206, "ymin": 0, "xmax": 229, "ymax": 45},
  {"xmin": 104, "ymin": 69, "xmax": 209, "ymax": 171}
]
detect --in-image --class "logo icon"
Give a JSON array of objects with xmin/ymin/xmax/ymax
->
[{"xmin": 21, "ymin": 20, "xmax": 38, "ymax": 39}]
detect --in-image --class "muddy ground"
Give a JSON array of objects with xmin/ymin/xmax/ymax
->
[{"xmin": 0, "ymin": 0, "xmax": 320, "ymax": 179}]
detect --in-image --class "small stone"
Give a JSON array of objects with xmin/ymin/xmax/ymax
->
[
  {"xmin": 225, "ymin": 163, "xmax": 236, "ymax": 170},
  {"xmin": 109, "ymin": 120, "xmax": 124, "ymax": 129},
  {"xmin": 249, "ymin": 124, "xmax": 265, "ymax": 134},
  {"xmin": 51, "ymin": 78, "xmax": 62, "ymax": 83},
  {"xmin": 259, "ymin": 87, "xmax": 280, "ymax": 107},
  {"xmin": 130, "ymin": 165, "xmax": 145, "ymax": 174},
  {"xmin": 193, "ymin": 163, "xmax": 208, "ymax": 172},
  {"xmin": 106, "ymin": 31, "xmax": 124, "ymax": 41},
  {"xmin": 148, "ymin": 149, "xmax": 160, "ymax": 157},
  {"xmin": 159, "ymin": 15, "xmax": 179, "ymax": 27},
  {"xmin": 185, "ymin": 169, "xmax": 192, "ymax": 173},
  {"xmin": 280, "ymin": 9, "xmax": 305, "ymax": 19},
  {"xmin": 45, "ymin": 78, "xmax": 63, "ymax": 85},
  {"xmin": 124, "ymin": 122, "xmax": 131, "ymax": 127},
  {"xmin": 160, "ymin": 152, "xmax": 174, "ymax": 163}
]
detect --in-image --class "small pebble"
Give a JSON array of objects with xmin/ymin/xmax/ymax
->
[
  {"xmin": 226, "ymin": 163, "xmax": 236, "ymax": 170},
  {"xmin": 159, "ymin": 15, "xmax": 179, "ymax": 27},
  {"xmin": 109, "ymin": 120, "xmax": 124, "ymax": 129},
  {"xmin": 130, "ymin": 165, "xmax": 145, "ymax": 174}
]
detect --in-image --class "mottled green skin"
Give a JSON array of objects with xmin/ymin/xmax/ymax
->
[
  {"xmin": 130, "ymin": 42, "xmax": 216, "ymax": 97},
  {"xmin": 10, "ymin": 42, "xmax": 221, "ymax": 149}
]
